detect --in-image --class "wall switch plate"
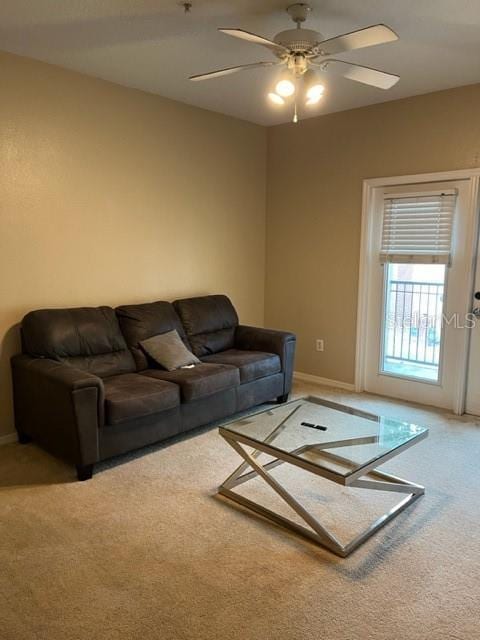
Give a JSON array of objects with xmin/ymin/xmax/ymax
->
[{"xmin": 316, "ymin": 339, "xmax": 324, "ymax": 352}]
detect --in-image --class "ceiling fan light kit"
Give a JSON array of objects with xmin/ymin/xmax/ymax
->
[
  {"xmin": 189, "ymin": 3, "xmax": 400, "ymax": 123},
  {"xmin": 268, "ymin": 68, "xmax": 324, "ymax": 108}
]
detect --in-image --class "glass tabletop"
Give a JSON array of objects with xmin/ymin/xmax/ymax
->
[{"xmin": 221, "ymin": 396, "xmax": 428, "ymax": 478}]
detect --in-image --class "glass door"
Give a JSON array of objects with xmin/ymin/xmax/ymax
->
[
  {"xmin": 364, "ymin": 180, "xmax": 472, "ymax": 410},
  {"xmin": 381, "ymin": 262, "xmax": 446, "ymax": 383}
]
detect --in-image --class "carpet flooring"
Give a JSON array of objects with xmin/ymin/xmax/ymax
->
[{"xmin": 0, "ymin": 381, "xmax": 479, "ymax": 640}]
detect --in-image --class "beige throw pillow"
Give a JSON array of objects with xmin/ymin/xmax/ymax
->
[{"xmin": 140, "ymin": 330, "xmax": 200, "ymax": 371}]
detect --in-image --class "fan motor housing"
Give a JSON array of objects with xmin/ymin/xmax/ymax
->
[{"xmin": 273, "ymin": 28, "xmax": 322, "ymax": 53}]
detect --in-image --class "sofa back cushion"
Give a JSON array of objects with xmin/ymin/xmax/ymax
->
[
  {"xmin": 116, "ymin": 301, "xmax": 189, "ymax": 371},
  {"xmin": 22, "ymin": 307, "xmax": 135, "ymax": 378},
  {"xmin": 173, "ymin": 295, "xmax": 239, "ymax": 357}
]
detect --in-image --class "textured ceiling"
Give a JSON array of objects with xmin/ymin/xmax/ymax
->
[{"xmin": 1, "ymin": 0, "xmax": 480, "ymax": 125}]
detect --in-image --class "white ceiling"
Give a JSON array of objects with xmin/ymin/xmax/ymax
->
[{"xmin": 1, "ymin": 0, "xmax": 480, "ymax": 126}]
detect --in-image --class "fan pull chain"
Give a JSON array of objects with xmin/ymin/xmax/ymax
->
[{"xmin": 293, "ymin": 76, "xmax": 299, "ymax": 123}]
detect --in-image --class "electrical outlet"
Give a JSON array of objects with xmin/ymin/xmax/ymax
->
[{"xmin": 316, "ymin": 339, "xmax": 324, "ymax": 352}]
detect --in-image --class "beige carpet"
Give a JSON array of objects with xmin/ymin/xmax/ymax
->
[{"xmin": 0, "ymin": 381, "xmax": 479, "ymax": 640}]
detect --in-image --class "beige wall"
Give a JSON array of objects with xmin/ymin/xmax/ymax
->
[
  {"xmin": 0, "ymin": 51, "xmax": 267, "ymax": 438},
  {"xmin": 2, "ymin": 50, "xmax": 480, "ymax": 441},
  {"xmin": 266, "ymin": 84, "xmax": 480, "ymax": 384}
]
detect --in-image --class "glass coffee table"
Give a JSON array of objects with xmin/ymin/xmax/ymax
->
[{"xmin": 218, "ymin": 396, "xmax": 428, "ymax": 557}]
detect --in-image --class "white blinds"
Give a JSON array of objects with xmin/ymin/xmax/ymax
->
[{"xmin": 380, "ymin": 190, "xmax": 457, "ymax": 265}]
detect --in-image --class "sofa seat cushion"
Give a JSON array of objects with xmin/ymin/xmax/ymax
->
[
  {"xmin": 142, "ymin": 363, "xmax": 239, "ymax": 402},
  {"xmin": 103, "ymin": 373, "xmax": 180, "ymax": 426},
  {"xmin": 201, "ymin": 349, "xmax": 281, "ymax": 384}
]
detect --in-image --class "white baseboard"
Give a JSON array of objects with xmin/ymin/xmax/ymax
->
[
  {"xmin": 293, "ymin": 371, "xmax": 356, "ymax": 392},
  {"xmin": 0, "ymin": 432, "xmax": 17, "ymax": 446}
]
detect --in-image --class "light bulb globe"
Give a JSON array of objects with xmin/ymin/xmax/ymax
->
[
  {"xmin": 275, "ymin": 79, "xmax": 295, "ymax": 97},
  {"xmin": 306, "ymin": 84, "xmax": 325, "ymax": 101},
  {"xmin": 268, "ymin": 92, "xmax": 285, "ymax": 105}
]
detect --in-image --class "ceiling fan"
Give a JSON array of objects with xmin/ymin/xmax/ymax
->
[{"xmin": 189, "ymin": 3, "xmax": 400, "ymax": 122}]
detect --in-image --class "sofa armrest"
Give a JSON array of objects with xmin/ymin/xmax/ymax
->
[
  {"xmin": 235, "ymin": 325, "xmax": 296, "ymax": 395},
  {"xmin": 11, "ymin": 355, "xmax": 104, "ymax": 466}
]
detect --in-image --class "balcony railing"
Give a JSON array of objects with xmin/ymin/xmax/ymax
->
[{"xmin": 384, "ymin": 280, "xmax": 444, "ymax": 367}]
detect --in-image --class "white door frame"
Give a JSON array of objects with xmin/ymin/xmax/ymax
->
[{"xmin": 355, "ymin": 168, "xmax": 480, "ymax": 414}]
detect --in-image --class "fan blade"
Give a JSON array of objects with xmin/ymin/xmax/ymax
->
[
  {"xmin": 317, "ymin": 59, "xmax": 399, "ymax": 89},
  {"xmin": 189, "ymin": 61, "xmax": 277, "ymax": 81},
  {"xmin": 315, "ymin": 24, "xmax": 398, "ymax": 56},
  {"xmin": 219, "ymin": 28, "xmax": 288, "ymax": 55}
]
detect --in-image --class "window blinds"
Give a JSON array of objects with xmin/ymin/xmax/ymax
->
[{"xmin": 380, "ymin": 190, "xmax": 457, "ymax": 265}]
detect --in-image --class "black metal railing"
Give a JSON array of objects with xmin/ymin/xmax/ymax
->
[{"xmin": 384, "ymin": 280, "xmax": 444, "ymax": 366}]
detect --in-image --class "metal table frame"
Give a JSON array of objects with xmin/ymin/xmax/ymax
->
[{"xmin": 218, "ymin": 399, "xmax": 427, "ymax": 558}]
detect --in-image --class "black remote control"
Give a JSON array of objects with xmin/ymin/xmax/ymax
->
[{"xmin": 301, "ymin": 422, "xmax": 328, "ymax": 431}]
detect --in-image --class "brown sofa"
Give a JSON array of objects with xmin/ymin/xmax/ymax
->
[{"xmin": 11, "ymin": 295, "xmax": 296, "ymax": 480}]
